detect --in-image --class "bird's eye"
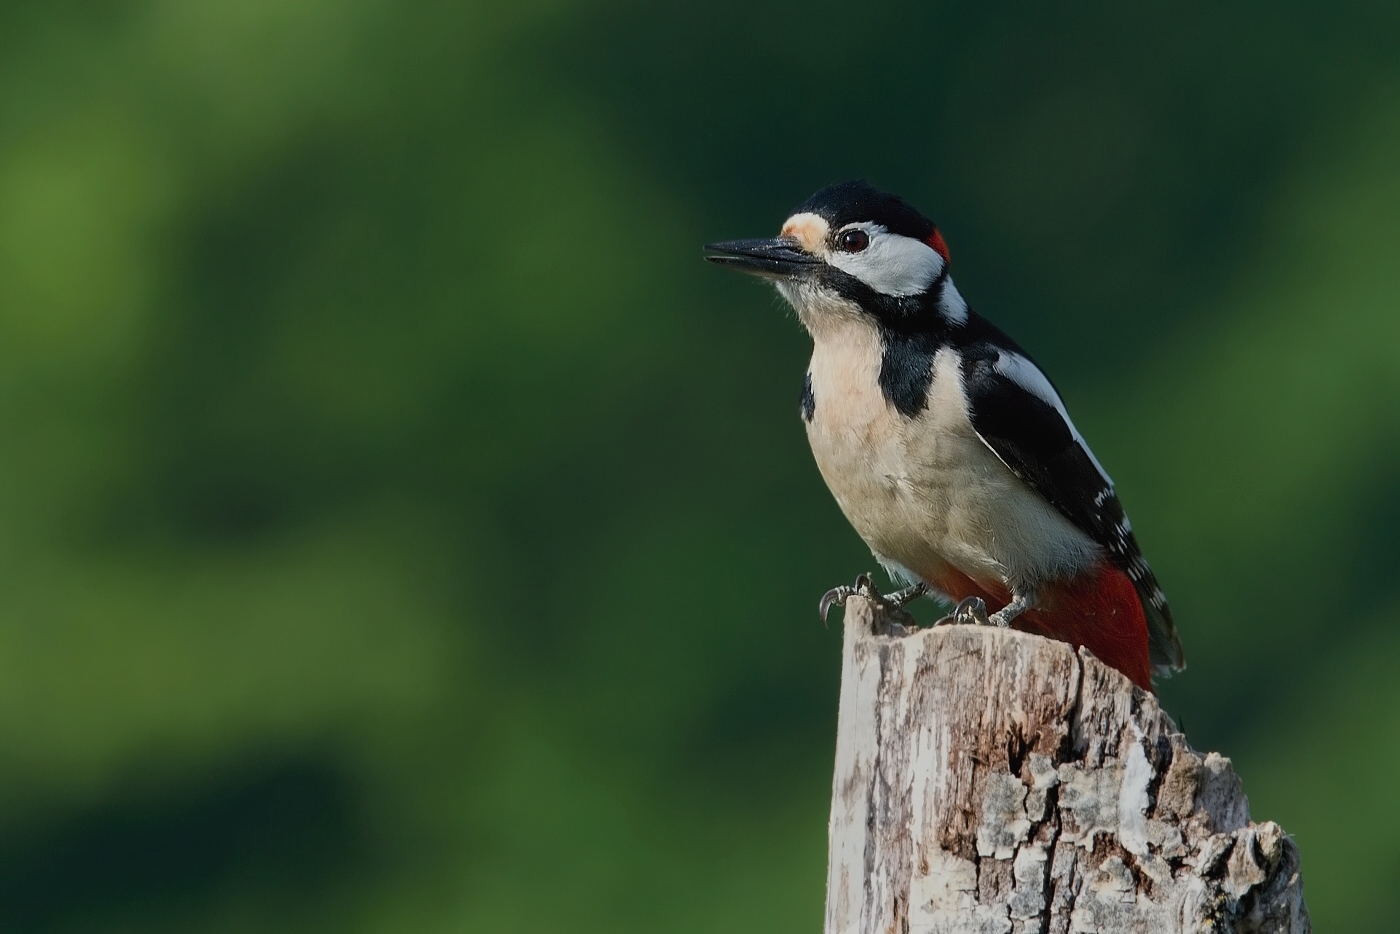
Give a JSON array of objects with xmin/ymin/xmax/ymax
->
[{"xmin": 837, "ymin": 228, "xmax": 870, "ymax": 253}]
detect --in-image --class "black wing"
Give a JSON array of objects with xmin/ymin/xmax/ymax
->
[{"xmin": 960, "ymin": 343, "xmax": 1184, "ymax": 673}]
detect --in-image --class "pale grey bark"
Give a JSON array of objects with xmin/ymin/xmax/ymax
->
[{"xmin": 825, "ymin": 597, "xmax": 1308, "ymax": 934}]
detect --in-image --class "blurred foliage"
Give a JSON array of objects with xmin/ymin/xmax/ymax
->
[{"xmin": 0, "ymin": 0, "xmax": 1397, "ymax": 930}]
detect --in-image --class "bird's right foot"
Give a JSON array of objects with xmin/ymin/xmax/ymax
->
[
  {"xmin": 819, "ymin": 573, "xmax": 877, "ymax": 624},
  {"xmin": 819, "ymin": 574, "xmax": 923, "ymax": 635}
]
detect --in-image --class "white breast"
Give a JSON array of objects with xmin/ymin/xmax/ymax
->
[{"xmin": 803, "ymin": 320, "xmax": 1100, "ymax": 594}]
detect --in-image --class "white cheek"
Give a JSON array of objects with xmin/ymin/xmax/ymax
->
[{"xmin": 828, "ymin": 232, "xmax": 944, "ymax": 297}]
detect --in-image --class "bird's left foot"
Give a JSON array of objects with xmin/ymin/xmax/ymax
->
[{"xmin": 819, "ymin": 574, "xmax": 925, "ymax": 635}]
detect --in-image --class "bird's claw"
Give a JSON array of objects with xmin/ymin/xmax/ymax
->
[
  {"xmin": 934, "ymin": 596, "xmax": 993, "ymax": 627},
  {"xmin": 819, "ymin": 574, "xmax": 923, "ymax": 635},
  {"xmin": 819, "ymin": 573, "xmax": 875, "ymax": 625},
  {"xmin": 959, "ymin": 596, "xmax": 995, "ymax": 626}
]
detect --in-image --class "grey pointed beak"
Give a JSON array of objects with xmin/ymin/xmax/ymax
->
[{"xmin": 704, "ymin": 237, "xmax": 821, "ymax": 280}]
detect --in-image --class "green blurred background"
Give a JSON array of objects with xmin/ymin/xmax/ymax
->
[{"xmin": 1, "ymin": 0, "xmax": 1398, "ymax": 929}]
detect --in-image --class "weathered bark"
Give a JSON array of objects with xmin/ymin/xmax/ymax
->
[{"xmin": 825, "ymin": 597, "xmax": 1308, "ymax": 934}]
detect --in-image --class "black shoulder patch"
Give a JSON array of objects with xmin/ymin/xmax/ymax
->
[
  {"xmin": 961, "ymin": 348, "xmax": 1074, "ymax": 454},
  {"xmin": 877, "ymin": 329, "xmax": 940, "ymax": 418},
  {"xmin": 800, "ymin": 371, "xmax": 815, "ymax": 422}
]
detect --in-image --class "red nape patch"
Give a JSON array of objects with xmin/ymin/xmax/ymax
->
[
  {"xmin": 1018, "ymin": 564, "xmax": 1152, "ymax": 690},
  {"xmin": 926, "ymin": 228, "xmax": 950, "ymax": 263}
]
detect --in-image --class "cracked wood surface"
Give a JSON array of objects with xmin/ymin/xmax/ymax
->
[{"xmin": 825, "ymin": 598, "xmax": 1309, "ymax": 934}]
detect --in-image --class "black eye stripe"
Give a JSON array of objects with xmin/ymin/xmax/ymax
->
[{"xmin": 837, "ymin": 228, "xmax": 869, "ymax": 253}]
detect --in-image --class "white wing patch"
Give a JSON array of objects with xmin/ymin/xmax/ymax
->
[
  {"xmin": 825, "ymin": 223, "xmax": 945, "ymax": 298},
  {"xmin": 993, "ymin": 351, "xmax": 1113, "ymax": 486}
]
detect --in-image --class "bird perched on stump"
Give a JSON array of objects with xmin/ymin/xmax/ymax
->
[{"xmin": 705, "ymin": 181, "xmax": 1184, "ymax": 690}]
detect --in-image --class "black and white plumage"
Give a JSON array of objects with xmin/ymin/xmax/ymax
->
[{"xmin": 706, "ymin": 180, "xmax": 1183, "ymax": 688}]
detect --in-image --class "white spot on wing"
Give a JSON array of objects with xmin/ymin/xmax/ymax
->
[
  {"xmin": 826, "ymin": 223, "xmax": 944, "ymax": 297},
  {"xmin": 993, "ymin": 352, "xmax": 1113, "ymax": 486}
]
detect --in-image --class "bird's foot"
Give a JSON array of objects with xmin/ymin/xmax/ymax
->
[
  {"xmin": 985, "ymin": 593, "xmax": 1032, "ymax": 628},
  {"xmin": 986, "ymin": 607, "xmax": 1016, "ymax": 628},
  {"xmin": 819, "ymin": 574, "xmax": 923, "ymax": 636},
  {"xmin": 818, "ymin": 573, "xmax": 879, "ymax": 624},
  {"xmin": 933, "ymin": 596, "xmax": 994, "ymax": 627}
]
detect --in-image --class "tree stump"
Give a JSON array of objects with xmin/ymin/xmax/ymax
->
[{"xmin": 825, "ymin": 597, "xmax": 1309, "ymax": 934}]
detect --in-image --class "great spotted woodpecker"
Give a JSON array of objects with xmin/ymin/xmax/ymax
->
[{"xmin": 705, "ymin": 181, "xmax": 1184, "ymax": 690}]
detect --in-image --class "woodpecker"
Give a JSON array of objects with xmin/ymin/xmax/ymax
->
[{"xmin": 704, "ymin": 180, "xmax": 1184, "ymax": 690}]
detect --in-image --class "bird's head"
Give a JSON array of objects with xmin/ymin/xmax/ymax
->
[{"xmin": 705, "ymin": 180, "xmax": 960, "ymax": 336}]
